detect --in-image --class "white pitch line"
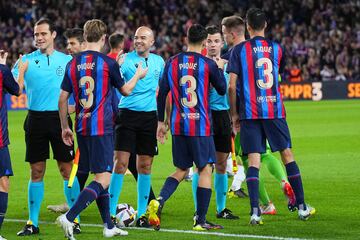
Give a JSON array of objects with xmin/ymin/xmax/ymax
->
[{"xmin": 5, "ymin": 218, "xmax": 308, "ymax": 240}]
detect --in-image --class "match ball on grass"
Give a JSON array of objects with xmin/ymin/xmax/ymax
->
[{"xmin": 116, "ymin": 203, "xmax": 136, "ymax": 227}]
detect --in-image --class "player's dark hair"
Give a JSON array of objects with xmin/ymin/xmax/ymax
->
[
  {"xmin": 187, "ymin": 24, "xmax": 207, "ymax": 44},
  {"xmin": 83, "ymin": 19, "xmax": 107, "ymax": 43},
  {"xmin": 108, "ymin": 33, "xmax": 124, "ymax": 49},
  {"xmin": 246, "ymin": 8, "xmax": 266, "ymax": 31},
  {"xmin": 63, "ymin": 28, "xmax": 84, "ymax": 43},
  {"xmin": 206, "ymin": 25, "xmax": 221, "ymax": 35},
  {"xmin": 35, "ymin": 18, "xmax": 55, "ymax": 33}
]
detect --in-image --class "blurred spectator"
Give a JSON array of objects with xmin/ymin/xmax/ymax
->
[
  {"xmin": 335, "ymin": 46, "xmax": 349, "ymax": 81},
  {"xmin": 350, "ymin": 49, "xmax": 360, "ymax": 80},
  {"xmin": 306, "ymin": 48, "xmax": 320, "ymax": 81},
  {"xmin": 288, "ymin": 58, "xmax": 303, "ymax": 83},
  {"xmin": 320, "ymin": 64, "xmax": 335, "ymax": 81}
]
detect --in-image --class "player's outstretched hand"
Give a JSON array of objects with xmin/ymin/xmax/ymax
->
[
  {"xmin": 116, "ymin": 50, "xmax": 126, "ymax": 66},
  {"xmin": 157, "ymin": 121, "xmax": 168, "ymax": 144},
  {"xmin": 213, "ymin": 57, "xmax": 227, "ymax": 70},
  {"xmin": 231, "ymin": 114, "xmax": 240, "ymax": 135},
  {"xmin": 0, "ymin": 50, "xmax": 8, "ymax": 65},
  {"xmin": 135, "ymin": 61, "xmax": 148, "ymax": 79},
  {"xmin": 62, "ymin": 128, "xmax": 74, "ymax": 146},
  {"xmin": 18, "ymin": 54, "xmax": 29, "ymax": 74}
]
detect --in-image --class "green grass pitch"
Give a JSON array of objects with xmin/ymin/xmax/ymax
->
[{"xmin": 1, "ymin": 100, "xmax": 360, "ymax": 239}]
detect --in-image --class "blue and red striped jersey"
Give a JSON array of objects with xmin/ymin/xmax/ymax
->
[
  {"xmin": 227, "ymin": 36, "xmax": 286, "ymax": 120},
  {"xmin": 107, "ymin": 51, "xmax": 121, "ymax": 124},
  {"xmin": 157, "ymin": 52, "xmax": 226, "ymax": 136},
  {"xmin": 0, "ymin": 64, "xmax": 20, "ymax": 148},
  {"xmin": 61, "ymin": 50, "xmax": 125, "ymax": 136}
]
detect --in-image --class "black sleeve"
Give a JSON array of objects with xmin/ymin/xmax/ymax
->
[
  {"xmin": 109, "ymin": 60, "xmax": 125, "ymax": 89},
  {"xmin": 157, "ymin": 60, "xmax": 171, "ymax": 122},
  {"xmin": 208, "ymin": 60, "xmax": 226, "ymax": 96},
  {"xmin": 1, "ymin": 64, "xmax": 20, "ymax": 96},
  {"xmin": 60, "ymin": 62, "xmax": 73, "ymax": 93}
]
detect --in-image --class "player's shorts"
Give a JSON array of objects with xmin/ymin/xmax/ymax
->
[
  {"xmin": 240, "ymin": 118, "xmax": 292, "ymax": 154},
  {"xmin": 0, "ymin": 146, "xmax": 13, "ymax": 177},
  {"xmin": 77, "ymin": 134, "xmax": 114, "ymax": 174},
  {"xmin": 172, "ymin": 135, "xmax": 216, "ymax": 170},
  {"xmin": 235, "ymin": 133, "xmax": 272, "ymax": 157},
  {"xmin": 211, "ymin": 110, "xmax": 231, "ymax": 153},
  {"xmin": 115, "ymin": 109, "xmax": 158, "ymax": 156},
  {"xmin": 24, "ymin": 110, "xmax": 74, "ymax": 163},
  {"xmin": 77, "ymin": 149, "xmax": 90, "ymax": 174}
]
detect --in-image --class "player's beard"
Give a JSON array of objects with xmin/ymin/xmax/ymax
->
[
  {"xmin": 135, "ymin": 43, "xmax": 148, "ymax": 55},
  {"xmin": 136, "ymin": 48, "xmax": 147, "ymax": 56}
]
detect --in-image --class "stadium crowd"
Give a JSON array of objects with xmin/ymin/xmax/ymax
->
[{"xmin": 0, "ymin": 0, "xmax": 359, "ymax": 82}]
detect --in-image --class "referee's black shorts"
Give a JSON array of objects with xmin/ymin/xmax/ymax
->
[
  {"xmin": 114, "ymin": 109, "xmax": 158, "ymax": 156},
  {"xmin": 23, "ymin": 110, "xmax": 74, "ymax": 163},
  {"xmin": 212, "ymin": 110, "xmax": 232, "ymax": 153}
]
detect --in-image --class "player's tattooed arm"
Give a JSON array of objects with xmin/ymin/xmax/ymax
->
[{"xmin": 229, "ymin": 72, "xmax": 240, "ymax": 134}]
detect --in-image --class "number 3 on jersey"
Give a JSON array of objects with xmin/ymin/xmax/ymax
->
[
  {"xmin": 180, "ymin": 75, "xmax": 198, "ymax": 108},
  {"xmin": 79, "ymin": 76, "xmax": 94, "ymax": 109},
  {"xmin": 256, "ymin": 58, "xmax": 273, "ymax": 90}
]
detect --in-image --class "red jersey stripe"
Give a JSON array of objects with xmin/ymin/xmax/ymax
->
[
  {"xmin": 245, "ymin": 42, "xmax": 258, "ymax": 119},
  {"xmin": 203, "ymin": 62, "xmax": 211, "ymax": 136},
  {"xmin": 171, "ymin": 57, "xmax": 181, "ymax": 135}
]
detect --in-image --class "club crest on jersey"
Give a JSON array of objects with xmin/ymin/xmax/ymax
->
[
  {"xmin": 154, "ymin": 70, "xmax": 160, "ymax": 79},
  {"xmin": 56, "ymin": 66, "xmax": 64, "ymax": 76}
]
